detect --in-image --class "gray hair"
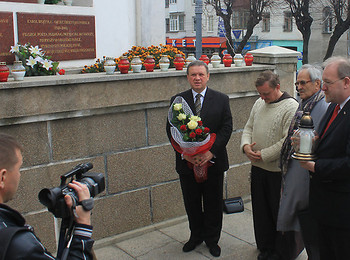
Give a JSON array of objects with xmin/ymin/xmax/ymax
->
[
  {"xmin": 186, "ymin": 60, "xmax": 209, "ymax": 75},
  {"xmin": 323, "ymin": 56, "xmax": 350, "ymax": 79},
  {"xmin": 300, "ymin": 64, "xmax": 323, "ymax": 82}
]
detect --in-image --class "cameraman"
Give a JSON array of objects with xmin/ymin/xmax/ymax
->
[{"xmin": 0, "ymin": 133, "xmax": 95, "ymax": 259}]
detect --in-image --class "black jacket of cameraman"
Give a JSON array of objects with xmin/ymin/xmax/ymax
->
[{"xmin": 0, "ymin": 203, "xmax": 94, "ymax": 260}]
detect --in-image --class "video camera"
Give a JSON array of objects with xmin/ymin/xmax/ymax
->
[{"xmin": 38, "ymin": 162, "xmax": 105, "ymax": 218}]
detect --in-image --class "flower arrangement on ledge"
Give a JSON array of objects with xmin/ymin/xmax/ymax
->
[
  {"xmin": 10, "ymin": 43, "xmax": 65, "ymax": 76},
  {"xmin": 81, "ymin": 44, "xmax": 185, "ymax": 73}
]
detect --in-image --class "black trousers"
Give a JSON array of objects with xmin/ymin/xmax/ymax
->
[
  {"xmin": 298, "ymin": 209, "xmax": 320, "ymax": 260},
  {"xmin": 318, "ymin": 223, "xmax": 350, "ymax": 260},
  {"xmin": 251, "ymin": 166, "xmax": 302, "ymax": 260},
  {"xmin": 179, "ymin": 168, "xmax": 224, "ymax": 246}
]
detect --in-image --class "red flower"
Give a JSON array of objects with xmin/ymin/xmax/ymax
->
[
  {"xmin": 198, "ymin": 121, "xmax": 203, "ymax": 126},
  {"xmin": 204, "ymin": 127, "xmax": 210, "ymax": 134},
  {"xmin": 180, "ymin": 125, "xmax": 187, "ymax": 131},
  {"xmin": 189, "ymin": 132, "xmax": 196, "ymax": 139},
  {"xmin": 195, "ymin": 128, "xmax": 202, "ymax": 135},
  {"xmin": 59, "ymin": 69, "xmax": 66, "ymax": 75}
]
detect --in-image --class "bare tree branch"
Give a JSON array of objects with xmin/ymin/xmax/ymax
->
[
  {"xmin": 324, "ymin": 0, "xmax": 350, "ymax": 60},
  {"xmin": 284, "ymin": 0, "xmax": 314, "ymax": 64},
  {"xmin": 204, "ymin": 0, "xmax": 274, "ymax": 55}
]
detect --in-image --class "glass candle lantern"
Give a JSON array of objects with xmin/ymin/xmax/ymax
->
[
  {"xmin": 291, "ymin": 112, "xmax": 318, "ymax": 160},
  {"xmin": 185, "ymin": 53, "xmax": 196, "ymax": 67},
  {"xmin": 174, "ymin": 54, "xmax": 185, "ymax": 70},
  {"xmin": 210, "ymin": 52, "xmax": 221, "ymax": 68},
  {"xmin": 118, "ymin": 56, "xmax": 130, "ymax": 74},
  {"xmin": 104, "ymin": 57, "xmax": 116, "ymax": 75},
  {"xmin": 144, "ymin": 55, "xmax": 155, "ymax": 72},
  {"xmin": 223, "ymin": 54, "xmax": 232, "ymax": 67}
]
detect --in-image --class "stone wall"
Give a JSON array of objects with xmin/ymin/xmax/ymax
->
[{"xmin": 0, "ymin": 46, "xmax": 299, "ymax": 252}]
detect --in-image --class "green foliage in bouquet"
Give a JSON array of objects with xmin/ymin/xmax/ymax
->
[
  {"xmin": 171, "ymin": 103, "xmax": 210, "ymax": 142},
  {"xmin": 10, "ymin": 43, "xmax": 60, "ymax": 76}
]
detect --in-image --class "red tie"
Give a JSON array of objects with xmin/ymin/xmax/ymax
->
[{"xmin": 321, "ymin": 104, "xmax": 340, "ymax": 138}]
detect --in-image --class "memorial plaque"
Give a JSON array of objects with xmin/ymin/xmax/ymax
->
[
  {"xmin": 0, "ymin": 12, "xmax": 15, "ymax": 64},
  {"xmin": 0, "ymin": 0, "xmax": 36, "ymax": 3},
  {"xmin": 17, "ymin": 13, "xmax": 96, "ymax": 61}
]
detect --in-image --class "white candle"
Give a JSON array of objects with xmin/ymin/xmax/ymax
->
[{"xmin": 299, "ymin": 130, "xmax": 313, "ymax": 154}]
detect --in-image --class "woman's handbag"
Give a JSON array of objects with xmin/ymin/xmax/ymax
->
[{"xmin": 223, "ymin": 196, "xmax": 244, "ymax": 214}]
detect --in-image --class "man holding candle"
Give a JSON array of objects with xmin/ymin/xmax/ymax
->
[
  {"xmin": 241, "ymin": 70, "xmax": 298, "ymax": 260},
  {"xmin": 278, "ymin": 64, "xmax": 329, "ymax": 260},
  {"xmin": 300, "ymin": 57, "xmax": 350, "ymax": 260}
]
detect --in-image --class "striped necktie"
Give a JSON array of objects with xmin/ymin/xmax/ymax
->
[{"xmin": 195, "ymin": 93, "xmax": 202, "ymax": 116}]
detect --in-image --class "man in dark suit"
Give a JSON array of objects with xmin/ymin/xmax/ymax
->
[
  {"xmin": 300, "ymin": 56, "xmax": 350, "ymax": 260},
  {"xmin": 166, "ymin": 60, "xmax": 232, "ymax": 257}
]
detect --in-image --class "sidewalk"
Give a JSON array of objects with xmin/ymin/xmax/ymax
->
[{"xmin": 93, "ymin": 198, "xmax": 308, "ymax": 259}]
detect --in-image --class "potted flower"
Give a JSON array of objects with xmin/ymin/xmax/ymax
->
[{"xmin": 10, "ymin": 43, "xmax": 63, "ymax": 76}]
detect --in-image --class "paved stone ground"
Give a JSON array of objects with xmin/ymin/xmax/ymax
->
[{"xmin": 93, "ymin": 199, "xmax": 308, "ymax": 260}]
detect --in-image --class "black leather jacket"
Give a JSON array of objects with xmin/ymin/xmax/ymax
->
[{"xmin": 0, "ymin": 203, "xmax": 94, "ymax": 260}]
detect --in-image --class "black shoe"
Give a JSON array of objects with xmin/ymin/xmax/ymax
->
[
  {"xmin": 257, "ymin": 251, "xmax": 270, "ymax": 260},
  {"xmin": 209, "ymin": 244, "xmax": 221, "ymax": 257},
  {"xmin": 182, "ymin": 240, "xmax": 202, "ymax": 252}
]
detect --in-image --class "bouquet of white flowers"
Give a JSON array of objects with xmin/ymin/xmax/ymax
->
[{"xmin": 168, "ymin": 96, "xmax": 216, "ymax": 183}]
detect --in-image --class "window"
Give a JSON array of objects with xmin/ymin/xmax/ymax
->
[
  {"xmin": 323, "ymin": 6, "xmax": 333, "ymax": 33},
  {"xmin": 165, "ymin": 0, "xmax": 169, "ymax": 8},
  {"xmin": 166, "ymin": 18, "xmax": 170, "ymax": 33},
  {"xmin": 232, "ymin": 10, "xmax": 250, "ymax": 29},
  {"xmin": 169, "ymin": 14, "xmax": 184, "ymax": 32},
  {"xmin": 170, "ymin": 0, "xmax": 177, "ymax": 4},
  {"xmin": 192, "ymin": 0, "xmax": 196, "ymax": 4},
  {"xmin": 193, "ymin": 16, "xmax": 196, "ymax": 32},
  {"xmin": 179, "ymin": 15, "xmax": 184, "ymax": 31},
  {"xmin": 283, "ymin": 11, "xmax": 293, "ymax": 32},
  {"xmin": 262, "ymin": 12, "xmax": 270, "ymax": 32},
  {"xmin": 208, "ymin": 15, "xmax": 214, "ymax": 32}
]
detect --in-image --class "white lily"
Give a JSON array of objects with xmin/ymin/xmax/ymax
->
[
  {"xmin": 26, "ymin": 56, "xmax": 37, "ymax": 68},
  {"xmin": 41, "ymin": 59, "xmax": 53, "ymax": 70},
  {"xmin": 10, "ymin": 44, "xmax": 20, "ymax": 53},
  {"xmin": 35, "ymin": 56, "xmax": 44, "ymax": 63},
  {"xmin": 29, "ymin": 45, "xmax": 42, "ymax": 55}
]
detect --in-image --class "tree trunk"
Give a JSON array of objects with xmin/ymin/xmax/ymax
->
[
  {"xmin": 236, "ymin": 19, "xmax": 258, "ymax": 54},
  {"xmin": 224, "ymin": 21, "xmax": 235, "ymax": 56},
  {"xmin": 323, "ymin": 22, "xmax": 349, "ymax": 61},
  {"xmin": 301, "ymin": 30, "xmax": 311, "ymax": 64}
]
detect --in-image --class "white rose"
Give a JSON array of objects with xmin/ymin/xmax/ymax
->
[
  {"xmin": 190, "ymin": 115, "xmax": 201, "ymax": 122},
  {"xmin": 173, "ymin": 103, "xmax": 182, "ymax": 111},
  {"xmin": 177, "ymin": 113, "xmax": 186, "ymax": 121},
  {"xmin": 187, "ymin": 120, "xmax": 198, "ymax": 130}
]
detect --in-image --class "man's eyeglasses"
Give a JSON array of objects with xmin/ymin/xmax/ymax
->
[
  {"xmin": 294, "ymin": 80, "xmax": 312, "ymax": 87},
  {"xmin": 323, "ymin": 77, "xmax": 345, "ymax": 86}
]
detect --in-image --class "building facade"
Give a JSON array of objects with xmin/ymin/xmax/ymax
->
[{"xmin": 165, "ymin": 0, "xmax": 349, "ymax": 65}]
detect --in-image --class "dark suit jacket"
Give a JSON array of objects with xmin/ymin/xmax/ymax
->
[
  {"xmin": 310, "ymin": 100, "xmax": 350, "ymax": 228},
  {"xmin": 166, "ymin": 88, "xmax": 233, "ymax": 175}
]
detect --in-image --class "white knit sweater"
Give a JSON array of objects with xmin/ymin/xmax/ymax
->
[{"xmin": 241, "ymin": 97, "xmax": 298, "ymax": 172}]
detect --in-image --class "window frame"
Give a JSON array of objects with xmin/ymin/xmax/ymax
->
[
  {"xmin": 232, "ymin": 10, "xmax": 250, "ymax": 29},
  {"xmin": 323, "ymin": 6, "xmax": 333, "ymax": 34},
  {"xmin": 169, "ymin": 13, "xmax": 184, "ymax": 32},
  {"xmin": 207, "ymin": 15, "xmax": 214, "ymax": 32},
  {"xmin": 262, "ymin": 12, "xmax": 270, "ymax": 32},
  {"xmin": 283, "ymin": 11, "xmax": 293, "ymax": 32}
]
